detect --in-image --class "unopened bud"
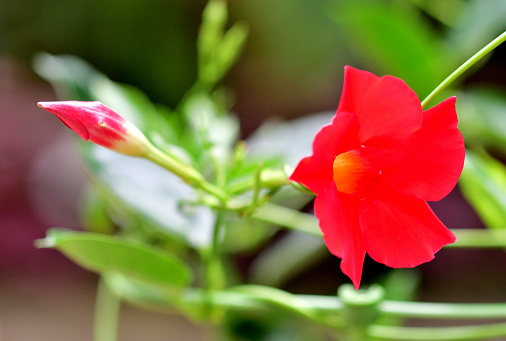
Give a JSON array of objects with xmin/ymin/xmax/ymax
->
[{"xmin": 38, "ymin": 101, "xmax": 152, "ymax": 156}]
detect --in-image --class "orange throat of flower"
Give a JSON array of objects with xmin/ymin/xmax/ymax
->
[{"xmin": 333, "ymin": 150, "xmax": 378, "ymax": 197}]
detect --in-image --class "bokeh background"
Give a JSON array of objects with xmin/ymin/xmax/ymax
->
[{"xmin": 1, "ymin": 0, "xmax": 505, "ymax": 340}]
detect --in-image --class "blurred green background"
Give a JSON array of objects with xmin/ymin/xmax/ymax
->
[{"xmin": 0, "ymin": 0, "xmax": 505, "ymax": 340}]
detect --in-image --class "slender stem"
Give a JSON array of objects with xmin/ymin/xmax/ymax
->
[
  {"xmin": 252, "ymin": 203, "xmax": 506, "ymax": 248},
  {"xmin": 252, "ymin": 203, "xmax": 321, "ymax": 236},
  {"xmin": 379, "ymin": 300, "xmax": 506, "ymax": 319},
  {"xmin": 145, "ymin": 145, "xmax": 228, "ymax": 202},
  {"xmin": 94, "ymin": 277, "xmax": 121, "ymax": 341},
  {"xmin": 201, "ymin": 211, "xmax": 226, "ymax": 317},
  {"xmin": 116, "ymin": 284, "xmax": 506, "ymax": 320},
  {"xmin": 113, "ymin": 283, "xmax": 506, "ymax": 339},
  {"xmin": 448, "ymin": 228, "xmax": 506, "ymax": 248},
  {"xmin": 226, "ymin": 169, "xmax": 290, "ymax": 194},
  {"xmin": 421, "ymin": 30, "xmax": 506, "ymax": 109},
  {"xmin": 368, "ymin": 323, "xmax": 506, "ymax": 341}
]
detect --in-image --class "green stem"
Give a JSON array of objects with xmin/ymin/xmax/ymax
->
[
  {"xmin": 226, "ymin": 169, "xmax": 290, "ymax": 195},
  {"xmin": 252, "ymin": 203, "xmax": 506, "ymax": 248},
  {"xmin": 117, "ymin": 285, "xmax": 506, "ymax": 320},
  {"xmin": 252, "ymin": 203, "xmax": 321, "ymax": 236},
  {"xmin": 113, "ymin": 282, "xmax": 506, "ymax": 339},
  {"xmin": 201, "ymin": 211, "xmax": 226, "ymax": 317},
  {"xmin": 185, "ymin": 288, "xmax": 506, "ymax": 319},
  {"xmin": 421, "ymin": 30, "xmax": 506, "ymax": 109},
  {"xmin": 448, "ymin": 228, "xmax": 506, "ymax": 248},
  {"xmin": 145, "ymin": 145, "xmax": 228, "ymax": 202},
  {"xmin": 94, "ymin": 277, "xmax": 121, "ymax": 341},
  {"xmin": 368, "ymin": 323, "xmax": 506, "ymax": 341}
]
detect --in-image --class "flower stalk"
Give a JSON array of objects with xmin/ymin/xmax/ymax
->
[
  {"xmin": 421, "ymin": 30, "xmax": 506, "ymax": 109},
  {"xmin": 112, "ymin": 284, "xmax": 506, "ymax": 340},
  {"xmin": 144, "ymin": 144, "xmax": 228, "ymax": 202},
  {"xmin": 252, "ymin": 203, "xmax": 506, "ymax": 248},
  {"xmin": 94, "ymin": 277, "xmax": 121, "ymax": 341}
]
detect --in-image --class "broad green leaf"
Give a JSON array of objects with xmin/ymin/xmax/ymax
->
[
  {"xmin": 37, "ymin": 229, "xmax": 193, "ymax": 290},
  {"xmin": 327, "ymin": 0, "xmax": 449, "ymax": 98},
  {"xmin": 459, "ymin": 151, "xmax": 506, "ymax": 230},
  {"xmin": 81, "ymin": 144, "xmax": 216, "ymax": 248}
]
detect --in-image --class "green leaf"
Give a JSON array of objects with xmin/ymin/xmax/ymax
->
[
  {"xmin": 327, "ymin": 0, "xmax": 449, "ymax": 98},
  {"xmin": 198, "ymin": 0, "xmax": 228, "ymax": 70},
  {"xmin": 36, "ymin": 229, "xmax": 193, "ymax": 290},
  {"xmin": 81, "ymin": 144, "xmax": 216, "ymax": 248},
  {"xmin": 34, "ymin": 53, "xmax": 215, "ymax": 248},
  {"xmin": 196, "ymin": 0, "xmax": 248, "ymax": 89},
  {"xmin": 459, "ymin": 151, "xmax": 506, "ymax": 229},
  {"xmin": 200, "ymin": 22, "xmax": 249, "ymax": 87}
]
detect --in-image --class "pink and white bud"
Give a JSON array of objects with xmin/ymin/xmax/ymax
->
[{"xmin": 38, "ymin": 101, "xmax": 152, "ymax": 156}]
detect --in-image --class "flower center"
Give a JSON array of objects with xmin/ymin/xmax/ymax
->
[{"xmin": 333, "ymin": 150, "xmax": 377, "ymax": 197}]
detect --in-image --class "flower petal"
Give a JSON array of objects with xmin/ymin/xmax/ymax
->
[
  {"xmin": 337, "ymin": 66, "xmax": 422, "ymax": 148},
  {"xmin": 38, "ymin": 101, "xmax": 90, "ymax": 140},
  {"xmin": 377, "ymin": 97, "xmax": 465, "ymax": 201},
  {"xmin": 38, "ymin": 101, "xmax": 152, "ymax": 156},
  {"xmin": 314, "ymin": 184, "xmax": 365, "ymax": 289},
  {"xmin": 359, "ymin": 185, "xmax": 456, "ymax": 268},
  {"xmin": 290, "ymin": 112, "xmax": 359, "ymax": 194}
]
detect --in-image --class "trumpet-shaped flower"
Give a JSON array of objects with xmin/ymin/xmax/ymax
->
[
  {"xmin": 290, "ymin": 66, "xmax": 465, "ymax": 289},
  {"xmin": 38, "ymin": 101, "xmax": 152, "ymax": 156}
]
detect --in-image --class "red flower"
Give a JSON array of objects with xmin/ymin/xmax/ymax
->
[
  {"xmin": 38, "ymin": 101, "xmax": 151, "ymax": 156},
  {"xmin": 290, "ymin": 67, "xmax": 465, "ymax": 289}
]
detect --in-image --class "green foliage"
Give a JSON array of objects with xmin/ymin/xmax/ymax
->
[
  {"xmin": 36, "ymin": 229, "xmax": 193, "ymax": 291},
  {"xmin": 31, "ymin": 0, "xmax": 506, "ymax": 339},
  {"xmin": 197, "ymin": 0, "xmax": 249, "ymax": 90}
]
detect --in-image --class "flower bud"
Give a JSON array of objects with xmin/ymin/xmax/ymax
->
[{"xmin": 38, "ymin": 101, "xmax": 152, "ymax": 156}]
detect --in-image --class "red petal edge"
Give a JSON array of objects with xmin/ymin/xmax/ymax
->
[
  {"xmin": 359, "ymin": 185, "xmax": 456, "ymax": 268},
  {"xmin": 380, "ymin": 97, "xmax": 465, "ymax": 201},
  {"xmin": 290, "ymin": 112, "xmax": 359, "ymax": 194},
  {"xmin": 337, "ymin": 66, "xmax": 422, "ymax": 148},
  {"xmin": 314, "ymin": 184, "xmax": 365, "ymax": 289}
]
